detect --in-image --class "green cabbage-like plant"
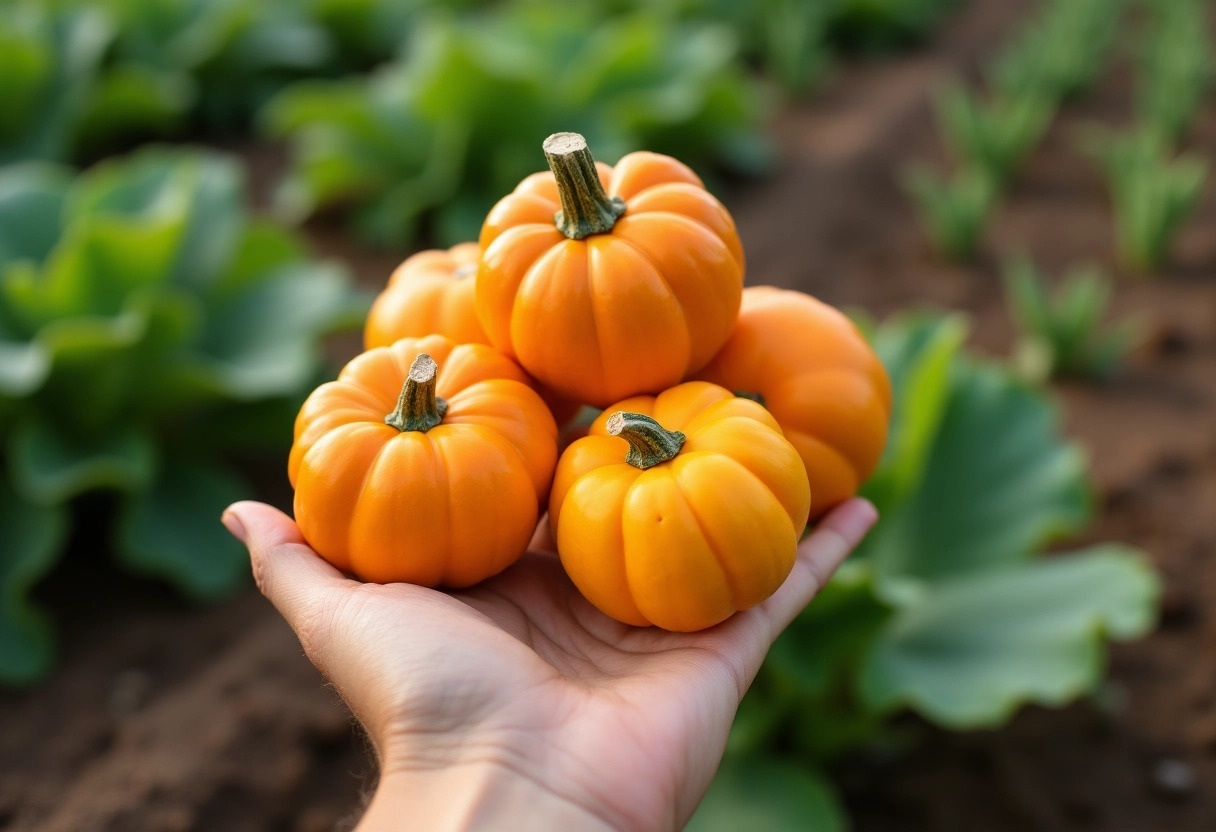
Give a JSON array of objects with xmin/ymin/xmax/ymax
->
[
  {"xmin": 1082, "ymin": 128, "xmax": 1208, "ymax": 272},
  {"xmin": 0, "ymin": 148, "xmax": 359, "ymax": 685},
  {"xmin": 265, "ymin": 3, "xmax": 768, "ymax": 247},
  {"xmin": 1003, "ymin": 257, "xmax": 1141, "ymax": 384},
  {"xmin": 695, "ymin": 312, "xmax": 1160, "ymax": 830}
]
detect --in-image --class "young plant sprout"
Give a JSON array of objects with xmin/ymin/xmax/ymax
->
[
  {"xmin": 1003, "ymin": 257, "xmax": 1142, "ymax": 384},
  {"xmin": 1136, "ymin": 0, "xmax": 1212, "ymax": 145},
  {"xmin": 902, "ymin": 165, "xmax": 996, "ymax": 261},
  {"xmin": 934, "ymin": 82, "xmax": 1055, "ymax": 183},
  {"xmin": 1081, "ymin": 129, "xmax": 1208, "ymax": 272}
]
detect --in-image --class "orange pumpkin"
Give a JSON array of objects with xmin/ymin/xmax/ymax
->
[
  {"xmin": 289, "ymin": 335, "xmax": 557, "ymax": 586},
  {"xmin": 364, "ymin": 242, "xmax": 487, "ymax": 349},
  {"xmin": 693, "ymin": 287, "xmax": 892, "ymax": 519},
  {"xmin": 477, "ymin": 132, "xmax": 745, "ymax": 407},
  {"xmin": 549, "ymin": 381, "xmax": 810, "ymax": 632}
]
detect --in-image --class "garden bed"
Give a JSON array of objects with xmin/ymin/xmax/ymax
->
[{"xmin": 3, "ymin": 0, "xmax": 1214, "ymax": 829}]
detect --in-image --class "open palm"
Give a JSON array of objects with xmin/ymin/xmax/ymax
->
[{"xmin": 223, "ymin": 499, "xmax": 876, "ymax": 831}]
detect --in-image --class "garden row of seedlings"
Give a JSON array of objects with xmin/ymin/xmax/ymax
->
[{"xmin": 907, "ymin": 0, "xmax": 1211, "ymax": 384}]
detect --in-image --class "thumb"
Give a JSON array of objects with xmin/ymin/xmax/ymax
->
[{"xmin": 222, "ymin": 501, "xmax": 353, "ymax": 665}]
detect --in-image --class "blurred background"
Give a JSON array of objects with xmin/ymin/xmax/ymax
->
[{"xmin": 0, "ymin": 0, "xmax": 1212, "ymax": 829}]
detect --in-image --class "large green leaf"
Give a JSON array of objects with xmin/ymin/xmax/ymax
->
[
  {"xmin": 686, "ymin": 757, "xmax": 846, "ymax": 832},
  {"xmin": 0, "ymin": 162, "xmax": 70, "ymax": 267},
  {"xmin": 0, "ymin": 476, "xmax": 68, "ymax": 686},
  {"xmin": 862, "ymin": 312, "xmax": 967, "ymax": 512},
  {"xmin": 858, "ymin": 357, "xmax": 1091, "ymax": 581},
  {"xmin": 860, "ymin": 546, "xmax": 1160, "ymax": 728},
  {"xmin": 116, "ymin": 456, "xmax": 249, "ymax": 600},
  {"xmin": 7, "ymin": 418, "xmax": 156, "ymax": 505}
]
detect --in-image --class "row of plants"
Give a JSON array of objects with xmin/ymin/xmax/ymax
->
[
  {"xmin": 905, "ymin": 0, "xmax": 1122, "ymax": 261},
  {"xmin": 689, "ymin": 310, "xmax": 1159, "ymax": 829},
  {"xmin": 0, "ymin": 148, "xmax": 362, "ymax": 684}
]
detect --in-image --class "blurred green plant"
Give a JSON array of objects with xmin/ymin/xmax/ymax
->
[
  {"xmin": 934, "ymin": 83, "xmax": 1055, "ymax": 184},
  {"xmin": 694, "ymin": 312, "xmax": 1160, "ymax": 829},
  {"xmin": 266, "ymin": 4, "xmax": 768, "ymax": 247},
  {"xmin": 826, "ymin": 0, "xmax": 958, "ymax": 54},
  {"xmin": 902, "ymin": 165, "xmax": 995, "ymax": 261},
  {"xmin": 0, "ymin": 0, "xmax": 335, "ymax": 163},
  {"xmin": 1082, "ymin": 128, "xmax": 1207, "ymax": 272},
  {"xmin": 989, "ymin": 0, "xmax": 1124, "ymax": 101},
  {"xmin": 1135, "ymin": 0, "xmax": 1212, "ymax": 146},
  {"xmin": 0, "ymin": 148, "xmax": 360, "ymax": 685},
  {"xmin": 1004, "ymin": 258, "xmax": 1141, "ymax": 384}
]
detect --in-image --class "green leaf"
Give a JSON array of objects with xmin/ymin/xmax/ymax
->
[
  {"xmin": 116, "ymin": 456, "xmax": 250, "ymax": 600},
  {"xmin": 8, "ymin": 418, "xmax": 156, "ymax": 505},
  {"xmin": 860, "ymin": 546, "xmax": 1160, "ymax": 728},
  {"xmin": 685, "ymin": 756, "xmax": 846, "ymax": 832},
  {"xmin": 858, "ymin": 357, "xmax": 1091, "ymax": 581},
  {"xmin": 0, "ymin": 161, "xmax": 70, "ymax": 267},
  {"xmin": 0, "ymin": 475, "xmax": 68, "ymax": 686},
  {"xmin": 862, "ymin": 312, "xmax": 967, "ymax": 511}
]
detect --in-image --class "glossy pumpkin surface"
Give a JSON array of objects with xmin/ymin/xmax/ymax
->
[
  {"xmin": 477, "ymin": 136, "xmax": 745, "ymax": 406},
  {"xmin": 694, "ymin": 286, "xmax": 892, "ymax": 519},
  {"xmin": 289, "ymin": 335, "xmax": 557, "ymax": 586},
  {"xmin": 365, "ymin": 242, "xmax": 487, "ymax": 349},
  {"xmin": 549, "ymin": 381, "xmax": 810, "ymax": 631}
]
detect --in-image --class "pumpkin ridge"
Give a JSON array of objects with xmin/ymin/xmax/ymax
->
[
  {"xmin": 612, "ymin": 234, "xmax": 691, "ymax": 356},
  {"xmin": 668, "ymin": 463, "xmax": 740, "ymax": 614},
  {"xmin": 427, "ymin": 429, "xmax": 455, "ymax": 586},
  {"xmin": 621, "ymin": 198, "xmax": 740, "ymax": 269}
]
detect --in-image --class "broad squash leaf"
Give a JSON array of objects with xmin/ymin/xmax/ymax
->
[
  {"xmin": 8, "ymin": 418, "xmax": 156, "ymax": 505},
  {"xmin": 686, "ymin": 757, "xmax": 846, "ymax": 832},
  {"xmin": 860, "ymin": 545, "xmax": 1160, "ymax": 727}
]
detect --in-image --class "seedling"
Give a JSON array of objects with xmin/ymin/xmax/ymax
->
[
  {"xmin": 934, "ymin": 82, "xmax": 1055, "ymax": 183},
  {"xmin": 990, "ymin": 0, "xmax": 1123, "ymax": 101},
  {"xmin": 1003, "ymin": 258, "xmax": 1141, "ymax": 384},
  {"xmin": 1082, "ymin": 129, "xmax": 1208, "ymax": 272},
  {"xmin": 1136, "ymin": 0, "xmax": 1212, "ymax": 144},
  {"xmin": 902, "ymin": 165, "xmax": 996, "ymax": 261}
]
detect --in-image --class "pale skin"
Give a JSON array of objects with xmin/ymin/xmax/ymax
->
[{"xmin": 221, "ymin": 498, "xmax": 877, "ymax": 832}]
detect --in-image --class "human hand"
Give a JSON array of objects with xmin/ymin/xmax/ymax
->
[{"xmin": 222, "ymin": 499, "xmax": 877, "ymax": 832}]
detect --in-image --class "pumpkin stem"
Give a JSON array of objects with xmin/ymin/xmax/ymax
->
[
  {"xmin": 735, "ymin": 390, "xmax": 766, "ymax": 408},
  {"xmin": 544, "ymin": 132, "xmax": 625, "ymax": 240},
  {"xmin": 385, "ymin": 353, "xmax": 448, "ymax": 433},
  {"xmin": 606, "ymin": 411, "xmax": 686, "ymax": 470}
]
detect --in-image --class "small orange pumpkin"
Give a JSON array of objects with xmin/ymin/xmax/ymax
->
[
  {"xmin": 364, "ymin": 242, "xmax": 487, "ymax": 349},
  {"xmin": 549, "ymin": 381, "xmax": 810, "ymax": 632},
  {"xmin": 477, "ymin": 132, "xmax": 745, "ymax": 407},
  {"xmin": 693, "ymin": 287, "xmax": 892, "ymax": 519},
  {"xmin": 289, "ymin": 335, "xmax": 557, "ymax": 586}
]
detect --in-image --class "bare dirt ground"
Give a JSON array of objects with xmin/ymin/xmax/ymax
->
[{"xmin": 3, "ymin": 0, "xmax": 1215, "ymax": 829}]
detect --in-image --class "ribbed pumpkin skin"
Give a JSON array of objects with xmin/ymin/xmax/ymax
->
[
  {"xmin": 365, "ymin": 243, "xmax": 487, "ymax": 349},
  {"xmin": 476, "ymin": 153, "xmax": 745, "ymax": 406},
  {"xmin": 289, "ymin": 335, "xmax": 557, "ymax": 587},
  {"xmin": 549, "ymin": 382, "xmax": 810, "ymax": 632},
  {"xmin": 693, "ymin": 287, "xmax": 892, "ymax": 519}
]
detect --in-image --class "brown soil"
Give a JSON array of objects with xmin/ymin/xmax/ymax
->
[{"xmin": 4, "ymin": 0, "xmax": 1216, "ymax": 829}]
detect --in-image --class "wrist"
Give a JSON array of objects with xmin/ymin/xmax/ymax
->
[{"xmin": 358, "ymin": 758, "xmax": 619, "ymax": 832}]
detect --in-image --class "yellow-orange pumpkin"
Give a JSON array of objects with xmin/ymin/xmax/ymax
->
[
  {"xmin": 549, "ymin": 381, "xmax": 810, "ymax": 631},
  {"xmin": 364, "ymin": 243, "xmax": 487, "ymax": 349},
  {"xmin": 477, "ymin": 132, "xmax": 744, "ymax": 407}
]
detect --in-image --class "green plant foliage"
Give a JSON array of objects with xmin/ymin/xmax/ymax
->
[
  {"xmin": 706, "ymin": 312, "xmax": 1159, "ymax": 818},
  {"xmin": 0, "ymin": 148, "xmax": 358, "ymax": 684},
  {"xmin": 1003, "ymin": 258, "xmax": 1141, "ymax": 384},
  {"xmin": 266, "ymin": 3, "xmax": 768, "ymax": 247},
  {"xmin": 934, "ymin": 83, "xmax": 1055, "ymax": 183},
  {"xmin": 990, "ymin": 0, "xmax": 1124, "ymax": 101},
  {"xmin": 1136, "ymin": 0, "xmax": 1212, "ymax": 145},
  {"xmin": 686, "ymin": 756, "xmax": 846, "ymax": 832},
  {"xmin": 0, "ymin": 5, "xmax": 112, "ymax": 163},
  {"xmin": 1082, "ymin": 129, "xmax": 1208, "ymax": 272},
  {"xmin": 902, "ymin": 165, "xmax": 995, "ymax": 261}
]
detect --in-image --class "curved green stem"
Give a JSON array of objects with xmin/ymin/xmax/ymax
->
[
  {"xmin": 544, "ymin": 132, "xmax": 625, "ymax": 240},
  {"xmin": 385, "ymin": 353, "xmax": 448, "ymax": 433},
  {"xmin": 606, "ymin": 411, "xmax": 686, "ymax": 470}
]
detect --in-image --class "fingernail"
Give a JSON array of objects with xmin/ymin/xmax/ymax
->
[{"xmin": 221, "ymin": 509, "xmax": 247, "ymax": 544}]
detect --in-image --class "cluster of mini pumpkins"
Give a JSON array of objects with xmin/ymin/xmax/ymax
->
[{"xmin": 289, "ymin": 132, "xmax": 892, "ymax": 632}]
